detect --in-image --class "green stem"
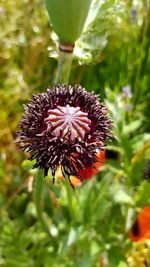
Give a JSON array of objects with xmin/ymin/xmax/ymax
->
[
  {"xmin": 34, "ymin": 171, "xmax": 50, "ymax": 234},
  {"xmin": 54, "ymin": 50, "xmax": 73, "ymax": 84},
  {"xmin": 34, "ymin": 44, "xmax": 74, "ymax": 232},
  {"xmin": 64, "ymin": 173, "xmax": 75, "ymax": 220}
]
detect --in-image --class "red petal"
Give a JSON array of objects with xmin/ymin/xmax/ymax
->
[{"xmin": 79, "ymin": 150, "xmax": 105, "ymax": 180}]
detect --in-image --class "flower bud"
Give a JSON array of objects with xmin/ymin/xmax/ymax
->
[{"xmin": 45, "ymin": 0, "xmax": 92, "ymax": 49}]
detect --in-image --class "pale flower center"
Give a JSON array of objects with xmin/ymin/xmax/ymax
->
[{"xmin": 45, "ymin": 104, "xmax": 91, "ymax": 141}]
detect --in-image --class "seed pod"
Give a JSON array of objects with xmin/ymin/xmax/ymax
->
[{"xmin": 45, "ymin": 0, "xmax": 92, "ymax": 47}]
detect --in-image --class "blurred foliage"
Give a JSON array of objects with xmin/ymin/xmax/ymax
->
[{"xmin": 0, "ymin": 0, "xmax": 150, "ymax": 266}]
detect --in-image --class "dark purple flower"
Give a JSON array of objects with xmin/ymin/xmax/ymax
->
[{"xmin": 17, "ymin": 84, "xmax": 112, "ymax": 181}]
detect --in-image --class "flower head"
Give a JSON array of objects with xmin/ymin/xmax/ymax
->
[{"xmin": 17, "ymin": 84, "xmax": 112, "ymax": 182}]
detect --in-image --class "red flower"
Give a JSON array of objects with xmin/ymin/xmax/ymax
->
[
  {"xmin": 129, "ymin": 205, "xmax": 150, "ymax": 242},
  {"xmin": 57, "ymin": 150, "xmax": 105, "ymax": 187},
  {"xmin": 79, "ymin": 149, "xmax": 105, "ymax": 180}
]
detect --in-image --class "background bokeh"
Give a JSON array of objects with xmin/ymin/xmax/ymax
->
[{"xmin": 0, "ymin": 0, "xmax": 150, "ymax": 266}]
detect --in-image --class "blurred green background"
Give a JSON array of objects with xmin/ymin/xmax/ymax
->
[{"xmin": 0, "ymin": 0, "xmax": 150, "ymax": 266}]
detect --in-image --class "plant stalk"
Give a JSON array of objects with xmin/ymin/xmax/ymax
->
[
  {"xmin": 54, "ymin": 48, "xmax": 73, "ymax": 84},
  {"xmin": 64, "ymin": 173, "xmax": 75, "ymax": 220},
  {"xmin": 34, "ymin": 171, "xmax": 50, "ymax": 234},
  {"xmin": 34, "ymin": 43, "xmax": 74, "ymax": 232}
]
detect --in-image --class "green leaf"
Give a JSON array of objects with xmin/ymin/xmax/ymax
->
[
  {"xmin": 21, "ymin": 159, "xmax": 36, "ymax": 171},
  {"xmin": 110, "ymin": 185, "xmax": 134, "ymax": 205},
  {"xmin": 135, "ymin": 180, "xmax": 150, "ymax": 207},
  {"xmin": 78, "ymin": 253, "xmax": 92, "ymax": 267},
  {"xmin": 115, "ymin": 190, "xmax": 134, "ymax": 205},
  {"xmin": 118, "ymin": 261, "xmax": 128, "ymax": 267},
  {"xmin": 108, "ymin": 246, "xmax": 125, "ymax": 267},
  {"xmin": 123, "ymin": 120, "xmax": 142, "ymax": 134}
]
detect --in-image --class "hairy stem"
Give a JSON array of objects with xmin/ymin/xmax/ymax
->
[
  {"xmin": 55, "ymin": 49, "xmax": 73, "ymax": 84},
  {"xmin": 34, "ymin": 44, "xmax": 74, "ymax": 231},
  {"xmin": 64, "ymin": 173, "xmax": 75, "ymax": 220},
  {"xmin": 34, "ymin": 171, "xmax": 50, "ymax": 234}
]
